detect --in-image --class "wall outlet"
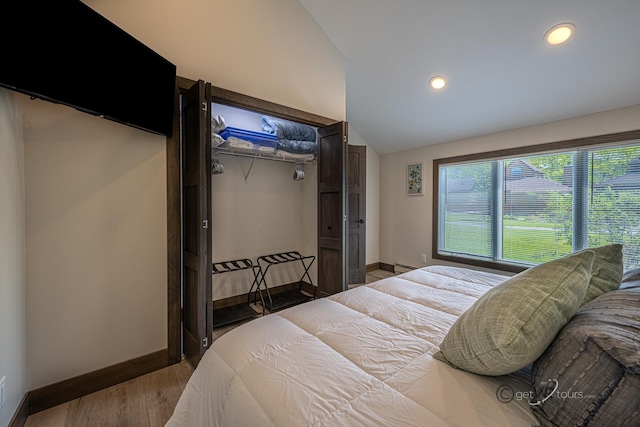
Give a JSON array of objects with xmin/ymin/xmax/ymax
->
[
  {"xmin": 0, "ymin": 375, "xmax": 5, "ymax": 409},
  {"xmin": 420, "ymin": 253, "xmax": 427, "ymax": 263}
]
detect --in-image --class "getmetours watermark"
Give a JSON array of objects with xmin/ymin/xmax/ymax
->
[{"xmin": 496, "ymin": 379, "xmax": 596, "ymax": 406}]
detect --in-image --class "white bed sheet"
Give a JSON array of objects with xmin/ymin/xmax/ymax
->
[{"xmin": 166, "ymin": 266, "xmax": 539, "ymax": 426}]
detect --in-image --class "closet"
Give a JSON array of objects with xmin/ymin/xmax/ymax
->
[
  {"xmin": 208, "ymin": 100, "xmax": 318, "ymax": 325},
  {"xmin": 179, "ymin": 78, "xmax": 349, "ymax": 367}
]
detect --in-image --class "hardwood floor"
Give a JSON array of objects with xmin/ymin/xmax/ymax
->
[
  {"xmin": 24, "ymin": 359, "xmax": 194, "ymax": 427},
  {"xmin": 25, "ymin": 269, "xmax": 396, "ymax": 426},
  {"xmin": 365, "ymin": 268, "xmax": 396, "ymax": 284}
]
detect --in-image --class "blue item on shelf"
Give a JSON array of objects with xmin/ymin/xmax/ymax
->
[{"xmin": 219, "ymin": 127, "xmax": 278, "ymax": 147}]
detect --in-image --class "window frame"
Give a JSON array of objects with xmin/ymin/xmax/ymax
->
[{"xmin": 432, "ymin": 129, "xmax": 640, "ymax": 273}]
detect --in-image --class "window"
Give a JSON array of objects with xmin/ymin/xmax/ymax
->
[{"xmin": 434, "ymin": 131, "xmax": 640, "ymax": 272}]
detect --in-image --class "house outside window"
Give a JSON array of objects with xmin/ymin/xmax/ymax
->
[{"xmin": 434, "ymin": 131, "xmax": 640, "ymax": 272}]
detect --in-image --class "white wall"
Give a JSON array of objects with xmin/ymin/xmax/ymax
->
[
  {"xmin": 210, "ymin": 156, "xmax": 312, "ymax": 298},
  {"xmin": 20, "ymin": 0, "xmax": 345, "ymax": 390},
  {"xmin": 348, "ymin": 126, "xmax": 380, "ymax": 265},
  {"xmin": 24, "ymin": 99, "xmax": 168, "ymax": 389},
  {"xmin": 0, "ymin": 89, "xmax": 27, "ymax": 426},
  {"xmin": 380, "ymin": 104, "xmax": 640, "ymax": 271}
]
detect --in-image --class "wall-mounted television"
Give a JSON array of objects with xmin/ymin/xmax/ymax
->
[{"xmin": 1, "ymin": 1, "xmax": 176, "ymax": 137}]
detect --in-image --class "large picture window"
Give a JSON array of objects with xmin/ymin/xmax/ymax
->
[{"xmin": 434, "ymin": 131, "xmax": 640, "ymax": 272}]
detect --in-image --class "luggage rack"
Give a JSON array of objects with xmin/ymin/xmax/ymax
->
[
  {"xmin": 212, "ymin": 258, "xmax": 265, "ymax": 329},
  {"xmin": 255, "ymin": 251, "xmax": 316, "ymax": 312}
]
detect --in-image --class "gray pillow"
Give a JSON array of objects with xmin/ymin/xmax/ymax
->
[
  {"xmin": 531, "ymin": 287, "xmax": 640, "ymax": 426},
  {"xmin": 434, "ymin": 250, "xmax": 594, "ymax": 376},
  {"xmin": 579, "ymin": 244, "xmax": 623, "ymax": 305},
  {"xmin": 622, "ymin": 267, "xmax": 640, "ymax": 283},
  {"xmin": 621, "ymin": 267, "xmax": 640, "ymax": 290}
]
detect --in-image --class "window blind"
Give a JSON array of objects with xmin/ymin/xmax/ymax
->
[{"xmin": 437, "ymin": 142, "xmax": 640, "ymax": 270}]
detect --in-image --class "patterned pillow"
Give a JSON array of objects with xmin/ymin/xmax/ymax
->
[
  {"xmin": 579, "ymin": 244, "xmax": 623, "ymax": 305},
  {"xmin": 531, "ymin": 287, "xmax": 640, "ymax": 426},
  {"xmin": 433, "ymin": 250, "xmax": 594, "ymax": 376}
]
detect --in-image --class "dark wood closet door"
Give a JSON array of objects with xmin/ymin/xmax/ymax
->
[
  {"xmin": 181, "ymin": 80, "xmax": 213, "ymax": 368},
  {"xmin": 348, "ymin": 145, "xmax": 366, "ymax": 284},
  {"xmin": 317, "ymin": 122, "xmax": 348, "ymax": 296}
]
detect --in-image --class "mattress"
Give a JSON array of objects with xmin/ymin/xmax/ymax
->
[{"xmin": 166, "ymin": 266, "xmax": 540, "ymax": 426}]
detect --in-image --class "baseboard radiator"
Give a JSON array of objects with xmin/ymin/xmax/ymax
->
[{"xmin": 394, "ymin": 263, "xmax": 418, "ymax": 274}]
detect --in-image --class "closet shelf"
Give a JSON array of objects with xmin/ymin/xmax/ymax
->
[{"xmin": 213, "ymin": 146, "xmax": 316, "ymax": 165}]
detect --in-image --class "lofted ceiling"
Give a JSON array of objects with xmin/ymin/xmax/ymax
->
[{"xmin": 298, "ymin": 0, "xmax": 640, "ymax": 154}]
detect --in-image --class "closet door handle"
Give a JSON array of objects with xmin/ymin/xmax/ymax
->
[{"xmin": 356, "ymin": 219, "xmax": 364, "ymax": 224}]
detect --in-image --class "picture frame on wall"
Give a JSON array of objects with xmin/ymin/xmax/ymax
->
[{"xmin": 407, "ymin": 162, "xmax": 423, "ymax": 196}]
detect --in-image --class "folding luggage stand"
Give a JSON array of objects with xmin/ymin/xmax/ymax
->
[
  {"xmin": 255, "ymin": 251, "xmax": 316, "ymax": 312},
  {"xmin": 211, "ymin": 258, "xmax": 265, "ymax": 328}
]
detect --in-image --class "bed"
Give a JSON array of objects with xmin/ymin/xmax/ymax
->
[
  {"xmin": 166, "ymin": 248, "xmax": 640, "ymax": 427},
  {"xmin": 166, "ymin": 265, "xmax": 539, "ymax": 426}
]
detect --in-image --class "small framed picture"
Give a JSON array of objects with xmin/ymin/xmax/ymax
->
[{"xmin": 407, "ymin": 162, "xmax": 423, "ymax": 196}]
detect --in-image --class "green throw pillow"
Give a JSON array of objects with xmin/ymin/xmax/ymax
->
[
  {"xmin": 578, "ymin": 244, "xmax": 623, "ymax": 305},
  {"xmin": 433, "ymin": 250, "xmax": 595, "ymax": 376}
]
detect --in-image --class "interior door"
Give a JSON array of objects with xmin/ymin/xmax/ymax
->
[
  {"xmin": 317, "ymin": 122, "xmax": 348, "ymax": 296},
  {"xmin": 181, "ymin": 79, "xmax": 213, "ymax": 368},
  {"xmin": 348, "ymin": 145, "xmax": 366, "ymax": 284}
]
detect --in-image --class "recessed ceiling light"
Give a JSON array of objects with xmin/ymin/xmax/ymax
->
[
  {"xmin": 544, "ymin": 23, "xmax": 575, "ymax": 45},
  {"xmin": 429, "ymin": 76, "xmax": 446, "ymax": 90}
]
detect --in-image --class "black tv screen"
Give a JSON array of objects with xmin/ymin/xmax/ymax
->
[{"xmin": 1, "ymin": 1, "xmax": 176, "ymax": 137}]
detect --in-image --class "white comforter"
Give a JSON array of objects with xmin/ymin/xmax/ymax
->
[{"xmin": 166, "ymin": 266, "xmax": 539, "ymax": 426}]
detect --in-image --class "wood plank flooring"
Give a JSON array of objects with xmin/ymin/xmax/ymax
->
[
  {"xmin": 364, "ymin": 268, "xmax": 396, "ymax": 284},
  {"xmin": 24, "ymin": 360, "xmax": 194, "ymax": 427},
  {"xmin": 25, "ymin": 269, "xmax": 396, "ymax": 426}
]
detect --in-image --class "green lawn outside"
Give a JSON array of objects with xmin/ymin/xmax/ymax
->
[{"xmin": 444, "ymin": 212, "xmax": 572, "ymax": 264}]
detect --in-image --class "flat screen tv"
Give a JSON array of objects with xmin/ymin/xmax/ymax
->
[{"xmin": 1, "ymin": 1, "xmax": 177, "ymax": 137}]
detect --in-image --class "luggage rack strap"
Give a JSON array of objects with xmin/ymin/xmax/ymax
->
[
  {"xmin": 212, "ymin": 258, "xmax": 257, "ymax": 274},
  {"xmin": 257, "ymin": 251, "xmax": 313, "ymax": 265}
]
